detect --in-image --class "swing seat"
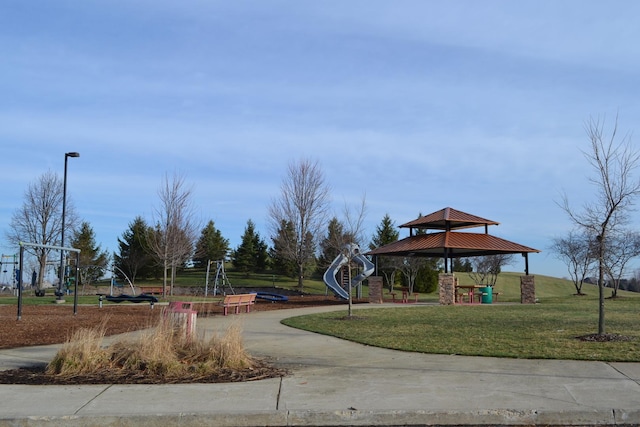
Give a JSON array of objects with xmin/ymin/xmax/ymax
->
[{"xmin": 105, "ymin": 294, "xmax": 158, "ymax": 304}]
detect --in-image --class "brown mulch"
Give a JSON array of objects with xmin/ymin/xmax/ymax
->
[
  {"xmin": 576, "ymin": 333, "xmax": 634, "ymax": 342},
  {"xmin": 0, "ymin": 295, "xmax": 347, "ymax": 385}
]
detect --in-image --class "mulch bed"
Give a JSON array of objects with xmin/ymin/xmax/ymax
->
[
  {"xmin": 576, "ymin": 333, "xmax": 634, "ymax": 342},
  {"xmin": 0, "ymin": 294, "xmax": 348, "ymax": 385}
]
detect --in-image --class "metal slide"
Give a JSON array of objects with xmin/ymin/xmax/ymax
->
[{"xmin": 323, "ymin": 244, "xmax": 374, "ymax": 300}]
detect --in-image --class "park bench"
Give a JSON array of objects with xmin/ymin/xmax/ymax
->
[
  {"xmin": 221, "ymin": 293, "xmax": 256, "ymax": 316},
  {"xmin": 138, "ymin": 287, "xmax": 164, "ymax": 295}
]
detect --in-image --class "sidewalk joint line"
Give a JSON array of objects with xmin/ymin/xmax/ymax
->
[
  {"xmin": 74, "ymin": 384, "xmax": 114, "ymax": 414},
  {"xmin": 276, "ymin": 376, "xmax": 283, "ymax": 410}
]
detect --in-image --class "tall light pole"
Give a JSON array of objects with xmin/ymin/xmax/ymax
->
[{"xmin": 57, "ymin": 151, "xmax": 80, "ymax": 300}]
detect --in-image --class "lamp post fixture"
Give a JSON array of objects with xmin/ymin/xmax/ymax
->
[{"xmin": 57, "ymin": 152, "xmax": 80, "ymax": 300}]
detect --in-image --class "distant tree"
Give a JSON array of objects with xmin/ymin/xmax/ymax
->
[
  {"xmin": 114, "ymin": 216, "xmax": 154, "ymax": 284},
  {"xmin": 233, "ymin": 219, "xmax": 268, "ymax": 276},
  {"xmin": 270, "ymin": 220, "xmax": 299, "ymax": 277},
  {"xmin": 5, "ymin": 171, "xmax": 78, "ymax": 291},
  {"xmin": 602, "ymin": 229, "xmax": 640, "ymax": 298},
  {"xmin": 193, "ymin": 220, "xmax": 230, "ymax": 268},
  {"xmin": 369, "ymin": 214, "xmax": 401, "ymax": 291},
  {"xmin": 550, "ymin": 230, "xmax": 597, "ymax": 295},
  {"xmin": 70, "ymin": 221, "xmax": 109, "ymax": 292},
  {"xmin": 630, "ymin": 270, "xmax": 640, "ymax": 292},
  {"xmin": 317, "ymin": 217, "xmax": 355, "ymax": 274},
  {"xmin": 468, "ymin": 254, "xmax": 514, "ymax": 287},
  {"xmin": 341, "ymin": 195, "xmax": 368, "ymax": 247},
  {"xmin": 412, "ymin": 259, "xmax": 440, "ymax": 293},
  {"xmin": 397, "ymin": 213, "xmax": 434, "ymax": 295},
  {"xmin": 398, "ymin": 256, "xmax": 430, "ymax": 295},
  {"xmin": 560, "ymin": 115, "xmax": 640, "ymax": 335},
  {"xmin": 268, "ymin": 158, "xmax": 330, "ymax": 290},
  {"xmin": 146, "ymin": 172, "xmax": 198, "ymax": 296},
  {"xmin": 452, "ymin": 258, "xmax": 472, "ymax": 273}
]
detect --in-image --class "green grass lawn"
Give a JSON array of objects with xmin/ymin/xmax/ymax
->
[{"xmin": 282, "ymin": 273, "xmax": 640, "ymax": 362}]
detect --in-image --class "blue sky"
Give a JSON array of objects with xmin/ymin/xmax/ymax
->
[{"xmin": 2, "ymin": 1, "xmax": 640, "ymax": 279}]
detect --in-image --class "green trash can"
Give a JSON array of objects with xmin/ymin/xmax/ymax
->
[{"xmin": 481, "ymin": 286, "xmax": 493, "ymax": 304}]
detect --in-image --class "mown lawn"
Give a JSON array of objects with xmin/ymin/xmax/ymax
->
[{"xmin": 282, "ymin": 292, "xmax": 640, "ymax": 362}]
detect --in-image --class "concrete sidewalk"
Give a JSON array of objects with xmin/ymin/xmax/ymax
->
[{"xmin": 1, "ymin": 303, "xmax": 640, "ymax": 426}]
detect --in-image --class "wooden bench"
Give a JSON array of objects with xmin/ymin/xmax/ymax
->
[
  {"xmin": 139, "ymin": 287, "xmax": 164, "ymax": 295},
  {"xmin": 221, "ymin": 293, "xmax": 256, "ymax": 316}
]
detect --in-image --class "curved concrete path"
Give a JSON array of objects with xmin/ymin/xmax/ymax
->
[{"xmin": 1, "ymin": 303, "xmax": 640, "ymax": 426}]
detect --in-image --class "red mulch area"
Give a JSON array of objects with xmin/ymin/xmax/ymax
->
[{"xmin": 0, "ymin": 295, "xmax": 348, "ymax": 385}]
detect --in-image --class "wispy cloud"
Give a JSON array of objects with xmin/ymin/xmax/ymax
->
[{"xmin": 1, "ymin": 1, "xmax": 639, "ymax": 277}]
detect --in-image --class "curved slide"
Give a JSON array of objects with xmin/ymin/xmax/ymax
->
[{"xmin": 323, "ymin": 244, "xmax": 375, "ymax": 300}]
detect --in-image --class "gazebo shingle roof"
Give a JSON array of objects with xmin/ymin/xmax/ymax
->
[
  {"xmin": 367, "ymin": 231, "xmax": 539, "ymax": 258},
  {"xmin": 400, "ymin": 207, "xmax": 499, "ymax": 231},
  {"xmin": 366, "ymin": 207, "xmax": 540, "ymax": 274}
]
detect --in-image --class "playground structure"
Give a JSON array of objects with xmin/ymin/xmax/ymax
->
[
  {"xmin": 323, "ymin": 243, "xmax": 375, "ymax": 300},
  {"xmin": 108, "ymin": 265, "xmax": 136, "ymax": 296},
  {"xmin": 0, "ymin": 254, "xmax": 18, "ymax": 292},
  {"xmin": 16, "ymin": 241, "xmax": 81, "ymax": 320},
  {"xmin": 204, "ymin": 260, "xmax": 235, "ymax": 297}
]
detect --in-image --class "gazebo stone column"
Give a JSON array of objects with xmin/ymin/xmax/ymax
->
[
  {"xmin": 368, "ymin": 276, "xmax": 383, "ymax": 304},
  {"xmin": 520, "ymin": 275, "xmax": 536, "ymax": 304},
  {"xmin": 439, "ymin": 273, "xmax": 456, "ymax": 305}
]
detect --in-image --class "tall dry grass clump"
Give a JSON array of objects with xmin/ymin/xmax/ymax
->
[
  {"xmin": 47, "ymin": 312, "xmax": 254, "ymax": 380},
  {"xmin": 47, "ymin": 320, "xmax": 111, "ymax": 376}
]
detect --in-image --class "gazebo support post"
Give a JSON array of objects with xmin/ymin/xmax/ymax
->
[
  {"xmin": 438, "ymin": 273, "xmax": 456, "ymax": 305},
  {"xmin": 520, "ymin": 275, "xmax": 536, "ymax": 304}
]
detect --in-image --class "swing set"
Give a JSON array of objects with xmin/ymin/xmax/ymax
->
[
  {"xmin": 204, "ymin": 260, "xmax": 234, "ymax": 297},
  {"xmin": 16, "ymin": 241, "xmax": 80, "ymax": 320},
  {"xmin": 0, "ymin": 254, "xmax": 18, "ymax": 293}
]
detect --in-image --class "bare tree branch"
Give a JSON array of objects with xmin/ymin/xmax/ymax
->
[
  {"xmin": 268, "ymin": 158, "xmax": 331, "ymax": 289},
  {"xmin": 146, "ymin": 171, "xmax": 199, "ymax": 296}
]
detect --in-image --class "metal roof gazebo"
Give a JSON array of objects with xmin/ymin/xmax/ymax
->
[{"xmin": 367, "ymin": 207, "xmax": 540, "ymax": 274}]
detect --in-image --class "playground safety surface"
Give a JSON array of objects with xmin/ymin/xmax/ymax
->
[{"xmin": 0, "ymin": 295, "xmax": 345, "ymax": 385}]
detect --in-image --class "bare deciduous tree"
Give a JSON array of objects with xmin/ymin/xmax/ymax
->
[
  {"xmin": 6, "ymin": 171, "xmax": 78, "ymax": 291},
  {"xmin": 467, "ymin": 254, "xmax": 514, "ymax": 287},
  {"xmin": 550, "ymin": 230, "xmax": 597, "ymax": 295},
  {"xmin": 602, "ymin": 229, "xmax": 640, "ymax": 298},
  {"xmin": 268, "ymin": 158, "xmax": 331, "ymax": 290},
  {"xmin": 398, "ymin": 256, "xmax": 430, "ymax": 295},
  {"xmin": 561, "ymin": 115, "xmax": 640, "ymax": 335},
  {"xmin": 147, "ymin": 172, "xmax": 198, "ymax": 296}
]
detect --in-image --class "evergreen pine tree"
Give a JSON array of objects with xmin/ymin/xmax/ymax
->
[
  {"xmin": 369, "ymin": 214, "xmax": 401, "ymax": 290},
  {"xmin": 232, "ymin": 220, "xmax": 268, "ymax": 276},
  {"xmin": 317, "ymin": 217, "xmax": 354, "ymax": 274},
  {"xmin": 369, "ymin": 214, "xmax": 399, "ymax": 249},
  {"xmin": 113, "ymin": 216, "xmax": 154, "ymax": 284},
  {"xmin": 193, "ymin": 220, "xmax": 230, "ymax": 268},
  {"xmin": 270, "ymin": 220, "xmax": 297, "ymax": 277},
  {"xmin": 70, "ymin": 221, "xmax": 109, "ymax": 289}
]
